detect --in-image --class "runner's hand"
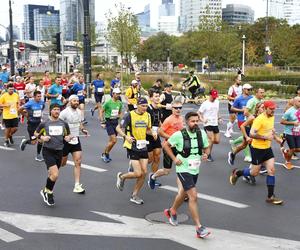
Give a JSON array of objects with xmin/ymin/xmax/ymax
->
[
  {"xmin": 202, "ymin": 153, "xmax": 208, "ymax": 161},
  {"xmin": 174, "ymin": 158, "xmax": 182, "ymax": 166},
  {"xmin": 152, "ymin": 132, "xmax": 158, "ymax": 141},
  {"xmin": 246, "ymin": 136, "xmax": 252, "ymax": 144},
  {"xmin": 41, "ymin": 135, "xmax": 51, "ymax": 142},
  {"xmin": 125, "ymin": 135, "xmax": 134, "ymax": 144},
  {"xmin": 82, "ymin": 129, "xmax": 89, "ymax": 136},
  {"xmin": 64, "ymin": 135, "xmax": 74, "ymax": 142}
]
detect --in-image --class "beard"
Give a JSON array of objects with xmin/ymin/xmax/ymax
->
[
  {"xmin": 71, "ymin": 104, "xmax": 78, "ymax": 109},
  {"xmin": 189, "ymin": 125, "xmax": 199, "ymax": 133}
]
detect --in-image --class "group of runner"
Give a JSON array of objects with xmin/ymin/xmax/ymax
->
[{"xmin": 0, "ymin": 69, "xmax": 298, "ymax": 240}]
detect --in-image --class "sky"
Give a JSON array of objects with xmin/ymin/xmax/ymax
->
[{"xmin": 0, "ymin": 0, "xmax": 267, "ymax": 38}]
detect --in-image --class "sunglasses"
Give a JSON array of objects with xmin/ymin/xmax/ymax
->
[{"xmin": 173, "ymin": 106, "xmax": 182, "ymax": 110}]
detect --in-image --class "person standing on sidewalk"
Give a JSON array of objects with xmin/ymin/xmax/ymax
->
[{"xmin": 163, "ymin": 112, "xmax": 210, "ymax": 238}]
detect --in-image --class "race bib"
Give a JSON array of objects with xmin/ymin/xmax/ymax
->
[
  {"xmin": 152, "ymin": 126, "xmax": 158, "ymax": 133},
  {"xmin": 69, "ymin": 123, "xmax": 80, "ymax": 129},
  {"xmin": 97, "ymin": 87, "xmax": 103, "ymax": 93},
  {"xmin": 33, "ymin": 110, "xmax": 42, "ymax": 118},
  {"xmin": 136, "ymin": 140, "xmax": 148, "ymax": 149},
  {"xmin": 292, "ymin": 125, "xmax": 300, "ymax": 135},
  {"xmin": 68, "ymin": 136, "xmax": 79, "ymax": 145},
  {"xmin": 111, "ymin": 109, "xmax": 119, "ymax": 118},
  {"xmin": 166, "ymin": 103, "xmax": 172, "ymax": 110},
  {"xmin": 188, "ymin": 159, "xmax": 201, "ymax": 170},
  {"xmin": 63, "ymin": 86, "xmax": 68, "ymax": 90},
  {"xmin": 56, "ymin": 94, "xmax": 62, "ymax": 100},
  {"xmin": 77, "ymin": 90, "xmax": 83, "ymax": 96},
  {"xmin": 10, "ymin": 108, "xmax": 17, "ymax": 115},
  {"xmin": 18, "ymin": 90, "xmax": 24, "ymax": 99},
  {"xmin": 207, "ymin": 118, "xmax": 217, "ymax": 124},
  {"xmin": 49, "ymin": 126, "xmax": 63, "ymax": 136}
]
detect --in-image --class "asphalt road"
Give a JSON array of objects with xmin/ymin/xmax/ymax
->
[{"xmin": 0, "ymin": 100, "xmax": 300, "ymax": 250}]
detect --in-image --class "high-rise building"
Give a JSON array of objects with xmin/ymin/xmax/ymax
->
[
  {"xmin": 179, "ymin": 0, "xmax": 222, "ymax": 32},
  {"xmin": 268, "ymin": 0, "xmax": 300, "ymax": 25},
  {"xmin": 60, "ymin": 0, "xmax": 96, "ymax": 41},
  {"xmin": 136, "ymin": 4, "xmax": 151, "ymax": 28},
  {"xmin": 34, "ymin": 9, "xmax": 60, "ymax": 41},
  {"xmin": 23, "ymin": 5, "xmax": 59, "ymax": 40},
  {"xmin": 159, "ymin": 0, "xmax": 175, "ymax": 16},
  {"xmin": 222, "ymin": 4, "xmax": 254, "ymax": 25},
  {"xmin": 269, "ymin": 0, "xmax": 285, "ymax": 19},
  {"xmin": 158, "ymin": 0, "xmax": 178, "ymax": 34},
  {"xmin": 6, "ymin": 25, "xmax": 20, "ymax": 41}
]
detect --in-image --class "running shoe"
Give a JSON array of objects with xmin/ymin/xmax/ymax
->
[
  {"xmin": 292, "ymin": 154, "xmax": 299, "ymax": 160},
  {"xmin": 116, "ymin": 172, "xmax": 125, "ymax": 191},
  {"xmin": 242, "ymin": 176, "xmax": 256, "ymax": 185},
  {"xmin": 283, "ymin": 162, "xmax": 294, "ymax": 170},
  {"xmin": 130, "ymin": 195, "xmax": 144, "ymax": 205},
  {"xmin": 228, "ymin": 151, "xmax": 235, "ymax": 166},
  {"xmin": 20, "ymin": 139, "xmax": 27, "ymax": 151},
  {"xmin": 73, "ymin": 183, "xmax": 86, "ymax": 194},
  {"xmin": 207, "ymin": 154, "xmax": 214, "ymax": 162},
  {"xmin": 40, "ymin": 189, "xmax": 55, "ymax": 206},
  {"xmin": 155, "ymin": 181, "xmax": 162, "ymax": 187},
  {"xmin": 266, "ymin": 195, "xmax": 283, "ymax": 205},
  {"xmin": 0, "ymin": 123, "xmax": 5, "ymax": 130},
  {"xmin": 224, "ymin": 131, "xmax": 231, "ymax": 138},
  {"xmin": 259, "ymin": 165, "xmax": 268, "ymax": 175},
  {"xmin": 107, "ymin": 154, "xmax": 112, "ymax": 161},
  {"xmin": 196, "ymin": 226, "xmax": 211, "ymax": 238},
  {"xmin": 35, "ymin": 154, "xmax": 44, "ymax": 162},
  {"xmin": 90, "ymin": 108, "xmax": 94, "ymax": 117},
  {"xmin": 244, "ymin": 156, "xmax": 252, "ymax": 163},
  {"xmin": 82, "ymin": 119, "xmax": 88, "ymax": 125},
  {"xmin": 3, "ymin": 140, "xmax": 9, "ymax": 147},
  {"xmin": 229, "ymin": 168, "xmax": 239, "ymax": 185},
  {"xmin": 280, "ymin": 147, "xmax": 289, "ymax": 161},
  {"xmin": 148, "ymin": 173, "xmax": 156, "ymax": 190},
  {"xmin": 101, "ymin": 153, "xmax": 110, "ymax": 163},
  {"xmin": 8, "ymin": 136, "xmax": 14, "ymax": 145},
  {"xmin": 164, "ymin": 209, "xmax": 178, "ymax": 226}
]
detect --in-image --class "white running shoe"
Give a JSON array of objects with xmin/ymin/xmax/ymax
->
[{"xmin": 244, "ymin": 156, "xmax": 252, "ymax": 163}]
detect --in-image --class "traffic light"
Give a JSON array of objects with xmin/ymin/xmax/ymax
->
[{"xmin": 53, "ymin": 32, "xmax": 61, "ymax": 54}]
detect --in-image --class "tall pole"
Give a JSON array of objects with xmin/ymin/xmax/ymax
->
[
  {"xmin": 61, "ymin": 26, "xmax": 65, "ymax": 72},
  {"xmin": 9, "ymin": 0, "xmax": 15, "ymax": 76},
  {"xmin": 82, "ymin": 0, "xmax": 92, "ymax": 97},
  {"xmin": 265, "ymin": 0, "xmax": 269, "ymax": 51},
  {"xmin": 242, "ymin": 35, "xmax": 246, "ymax": 74}
]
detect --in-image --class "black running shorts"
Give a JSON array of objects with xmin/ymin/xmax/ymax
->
[
  {"xmin": 127, "ymin": 149, "xmax": 148, "ymax": 160},
  {"xmin": 177, "ymin": 172, "xmax": 198, "ymax": 191},
  {"xmin": 285, "ymin": 134, "xmax": 300, "ymax": 150},
  {"xmin": 62, "ymin": 138, "xmax": 82, "ymax": 157},
  {"xmin": 42, "ymin": 147, "xmax": 63, "ymax": 169},
  {"xmin": 251, "ymin": 147, "xmax": 274, "ymax": 165}
]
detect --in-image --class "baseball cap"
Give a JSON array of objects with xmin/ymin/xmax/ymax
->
[
  {"xmin": 112, "ymin": 88, "xmax": 121, "ymax": 94},
  {"xmin": 2, "ymin": 66, "xmax": 7, "ymax": 70},
  {"xmin": 264, "ymin": 100, "xmax": 277, "ymax": 109},
  {"xmin": 135, "ymin": 72, "xmax": 140, "ymax": 76},
  {"xmin": 242, "ymin": 83, "xmax": 252, "ymax": 89},
  {"xmin": 137, "ymin": 97, "xmax": 148, "ymax": 105},
  {"xmin": 69, "ymin": 94, "xmax": 79, "ymax": 101},
  {"xmin": 210, "ymin": 89, "xmax": 218, "ymax": 98},
  {"xmin": 131, "ymin": 80, "xmax": 138, "ymax": 85},
  {"xmin": 164, "ymin": 83, "xmax": 172, "ymax": 88}
]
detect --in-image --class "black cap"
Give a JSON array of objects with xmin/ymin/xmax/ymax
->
[{"xmin": 164, "ymin": 83, "xmax": 172, "ymax": 88}]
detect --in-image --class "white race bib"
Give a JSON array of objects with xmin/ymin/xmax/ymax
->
[
  {"xmin": 97, "ymin": 87, "xmax": 103, "ymax": 93},
  {"xmin": 68, "ymin": 136, "xmax": 79, "ymax": 145},
  {"xmin": 18, "ymin": 90, "xmax": 24, "ymax": 99},
  {"xmin": 63, "ymin": 86, "xmax": 68, "ymax": 90},
  {"xmin": 10, "ymin": 108, "xmax": 17, "ymax": 115},
  {"xmin": 56, "ymin": 94, "xmax": 62, "ymax": 100},
  {"xmin": 111, "ymin": 109, "xmax": 119, "ymax": 118},
  {"xmin": 152, "ymin": 126, "xmax": 158, "ymax": 133},
  {"xmin": 188, "ymin": 159, "xmax": 201, "ymax": 170},
  {"xmin": 49, "ymin": 126, "xmax": 63, "ymax": 136},
  {"xmin": 33, "ymin": 110, "xmax": 42, "ymax": 118},
  {"xmin": 77, "ymin": 90, "xmax": 83, "ymax": 96},
  {"xmin": 293, "ymin": 125, "xmax": 300, "ymax": 134},
  {"xmin": 136, "ymin": 140, "xmax": 148, "ymax": 149}
]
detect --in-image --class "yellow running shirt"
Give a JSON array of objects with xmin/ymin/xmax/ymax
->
[
  {"xmin": 0, "ymin": 92, "xmax": 19, "ymax": 119},
  {"xmin": 251, "ymin": 113, "xmax": 274, "ymax": 149}
]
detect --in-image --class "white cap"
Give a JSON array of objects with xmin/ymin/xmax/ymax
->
[
  {"xmin": 112, "ymin": 88, "xmax": 121, "ymax": 94},
  {"xmin": 242, "ymin": 83, "xmax": 252, "ymax": 89},
  {"xmin": 69, "ymin": 94, "xmax": 79, "ymax": 101},
  {"xmin": 131, "ymin": 80, "xmax": 138, "ymax": 85},
  {"xmin": 73, "ymin": 69, "xmax": 79, "ymax": 73},
  {"xmin": 135, "ymin": 72, "xmax": 140, "ymax": 76}
]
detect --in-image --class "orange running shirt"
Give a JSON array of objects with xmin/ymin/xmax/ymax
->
[{"xmin": 161, "ymin": 114, "xmax": 184, "ymax": 138}]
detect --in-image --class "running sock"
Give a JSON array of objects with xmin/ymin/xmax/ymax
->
[
  {"xmin": 226, "ymin": 122, "xmax": 232, "ymax": 132},
  {"xmin": 242, "ymin": 167, "xmax": 251, "ymax": 177},
  {"xmin": 233, "ymin": 136, "xmax": 243, "ymax": 146},
  {"xmin": 25, "ymin": 139, "xmax": 31, "ymax": 145},
  {"xmin": 37, "ymin": 143, "xmax": 42, "ymax": 154},
  {"xmin": 46, "ymin": 177, "xmax": 56, "ymax": 191},
  {"xmin": 244, "ymin": 145, "xmax": 251, "ymax": 158},
  {"xmin": 266, "ymin": 175, "xmax": 275, "ymax": 198}
]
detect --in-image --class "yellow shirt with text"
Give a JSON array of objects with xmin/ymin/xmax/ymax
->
[
  {"xmin": 0, "ymin": 92, "xmax": 19, "ymax": 119},
  {"xmin": 251, "ymin": 113, "xmax": 274, "ymax": 149}
]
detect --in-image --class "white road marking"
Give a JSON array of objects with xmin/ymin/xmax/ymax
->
[
  {"xmin": 67, "ymin": 160, "xmax": 107, "ymax": 173},
  {"xmin": 275, "ymin": 162, "xmax": 300, "ymax": 169},
  {"xmin": 0, "ymin": 227, "xmax": 23, "ymax": 242},
  {"xmin": 0, "ymin": 136, "xmax": 25, "ymax": 139},
  {"xmin": 0, "ymin": 146, "xmax": 16, "ymax": 151},
  {"xmin": 0, "ymin": 210, "xmax": 299, "ymax": 250},
  {"xmin": 160, "ymin": 185, "xmax": 249, "ymax": 208}
]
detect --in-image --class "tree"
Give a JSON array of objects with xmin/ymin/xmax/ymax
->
[{"xmin": 106, "ymin": 4, "xmax": 141, "ymax": 65}]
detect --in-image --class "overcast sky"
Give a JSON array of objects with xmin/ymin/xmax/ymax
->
[{"xmin": 0, "ymin": 0, "xmax": 267, "ymax": 37}]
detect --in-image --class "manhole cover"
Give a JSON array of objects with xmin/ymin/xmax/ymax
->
[{"xmin": 145, "ymin": 212, "xmax": 189, "ymax": 224}]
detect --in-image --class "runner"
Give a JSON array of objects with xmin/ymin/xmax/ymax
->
[
  {"xmin": 61, "ymin": 73, "xmax": 69, "ymax": 100},
  {"xmin": 100, "ymin": 88, "xmax": 123, "ymax": 163},
  {"xmin": 198, "ymin": 89, "xmax": 220, "ymax": 162},
  {"xmin": 36, "ymin": 79, "xmax": 46, "ymax": 103},
  {"xmin": 160, "ymin": 83, "xmax": 174, "ymax": 122},
  {"xmin": 13, "ymin": 76, "xmax": 26, "ymax": 104},
  {"xmin": 229, "ymin": 100, "xmax": 284, "ymax": 205},
  {"xmin": 47, "ymin": 76, "xmax": 64, "ymax": 109},
  {"xmin": 116, "ymin": 97, "xmax": 156, "ymax": 204},
  {"xmin": 0, "ymin": 83, "xmax": 19, "ymax": 147},
  {"xmin": 280, "ymin": 96, "xmax": 300, "ymax": 170},
  {"xmin": 35, "ymin": 104, "xmax": 72, "ymax": 206},
  {"xmin": 163, "ymin": 111, "xmax": 211, "ymax": 238},
  {"xmin": 125, "ymin": 80, "xmax": 139, "ymax": 111},
  {"xmin": 151, "ymin": 79, "xmax": 163, "ymax": 91},
  {"xmin": 225, "ymin": 76, "xmax": 243, "ymax": 138},
  {"xmin": 110, "ymin": 72, "xmax": 121, "ymax": 96},
  {"xmin": 60, "ymin": 95, "xmax": 89, "ymax": 194},
  {"xmin": 146, "ymin": 89, "xmax": 163, "ymax": 188},
  {"xmin": 148, "ymin": 100, "xmax": 184, "ymax": 188},
  {"xmin": 91, "ymin": 73, "xmax": 105, "ymax": 119},
  {"xmin": 19, "ymin": 90, "xmax": 45, "ymax": 161},
  {"xmin": 182, "ymin": 71, "xmax": 201, "ymax": 99},
  {"xmin": 230, "ymin": 84, "xmax": 253, "ymax": 162},
  {"xmin": 25, "ymin": 76, "xmax": 37, "ymax": 101},
  {"xmin": 71, "ymin": 75, "xmax": 86, "ymax": 123}
]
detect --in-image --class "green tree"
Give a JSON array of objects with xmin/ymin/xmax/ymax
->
[{"xmin": 106, "ymin": 4, "xmax": 141, "ymax": 64}]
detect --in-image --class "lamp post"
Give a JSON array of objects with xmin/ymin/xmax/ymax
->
[
  {"xmin": 242, "ymin": 34, "xmax": 246, "ymax": 74},
  {"xmin": 8, "ymin": 0, "xmax": 15, "ymax": 76}
]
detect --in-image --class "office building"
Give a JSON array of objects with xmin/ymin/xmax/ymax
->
[{"xmin": 222, "ymin": 4, "xmax": 254, "ymax": 25}]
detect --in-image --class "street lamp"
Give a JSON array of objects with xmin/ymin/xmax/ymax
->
[
  {"xmin": 9, "ymin": 0, "xmax": 15, "ymax": 76},
  {"xmin": 242, "ymin": 34, "xmax": 246, "ymax": 74}
]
